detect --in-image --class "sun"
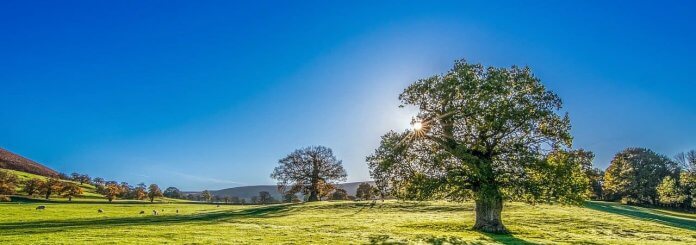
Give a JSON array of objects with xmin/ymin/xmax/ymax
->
[{"xmin": 412, "ymin": 122, "xmax": 423, "ymax": 131}]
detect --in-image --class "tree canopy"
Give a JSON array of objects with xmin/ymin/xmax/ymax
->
[
  {"xmin": 604, "ymin": 148, "xmax": 678, "ymax": 205},
  {"xmin": 148, "ymin": 184, "xmax": 163, "ymax": 203},
  {"xmin": 0, "ymin": 170, "xmax": 19, "ymax": 195},
  {"xmin": 271, "ymin": 146, "xmax": 347, "ymax": 202},
  {"xmin": 367, "ymin": 60, "xmax": 586, "ymax": 233},
  {"xmin": 163, "ymin": 187, "xmax": 182, "ymax": 199}
]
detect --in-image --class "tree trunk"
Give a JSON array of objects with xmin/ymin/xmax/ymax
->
[
  {"xmin": 473, "ymin": 185, "xmax": 508, "ymax": 234},
  {"xmin": 307, "ymin": 190, "xmax": 319, "ymax": 202},
  {"xmin": 68, "ymin": 196, "xmax": 72, "ymax": 202}
]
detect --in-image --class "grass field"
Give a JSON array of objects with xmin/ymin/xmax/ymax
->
[{"xmin": 0, "ymin": 200, "xmax": 693, "ymax": 244}]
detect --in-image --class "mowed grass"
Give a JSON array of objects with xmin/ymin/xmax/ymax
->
[{"xmin": 0, "ymin": 201, "xmax": 694, "ymax": 244}]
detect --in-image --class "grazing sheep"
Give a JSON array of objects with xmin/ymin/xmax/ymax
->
[
  {"xmin": 98, "ymin": 209, "xmax": 104, "ymax": 213},
  {"xmin": 152, "ymin": 210, "xmax": 158, "ymax": 215},
  {"xmin": 139, "ymin": 210, "xmax": 145, "ymax": 214},
  {"xmin": 36, "ymin": 205, "xmax": 46, "ymax": 210}
]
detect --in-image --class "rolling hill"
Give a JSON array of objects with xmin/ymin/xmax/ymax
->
[
  {"xmin": 0, "ymin": 147, "xmax": 58, "ymax": 177},
  {"xmin": 208, "ymin": 181, "xmax": 375, "ymax": 201}
]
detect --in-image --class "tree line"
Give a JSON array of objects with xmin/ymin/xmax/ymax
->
[
  {"xmin": 594, "ymin": 148, "xmax": 695, "ymax": 209},
  {"xmin": 0, "ymin": 170, "xmax": 185, "ymax": 203},
  {"xmin": 185, "ymin": 182, "xmax": 376, "ymax": 205}
]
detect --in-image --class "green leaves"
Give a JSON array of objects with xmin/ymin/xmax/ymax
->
[{"xmin": 368, "ymin": 59, "xmax": 586, "ymax": 205}]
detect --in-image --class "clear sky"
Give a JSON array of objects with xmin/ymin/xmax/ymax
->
[{"xmin": 1, "ymin": 1, "xmax": 694, "ymax": 190}]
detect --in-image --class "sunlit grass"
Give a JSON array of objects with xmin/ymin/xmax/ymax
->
[{"xmin": 0, "ymin": 200, "xmax": 693, "ymax": 244}]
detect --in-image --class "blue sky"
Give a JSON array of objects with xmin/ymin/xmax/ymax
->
[{"xmin": 1, "ymin": 1, "xmax": 694, "ymax": 190}]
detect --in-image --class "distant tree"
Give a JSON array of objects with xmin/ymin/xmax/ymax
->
[
  {"xmin": 367, "ymin": 60, "xmax": 583, "ymax": 233},
  {"xmin": 356, "ymin": 183, "xmax": 373, "ymax": 200},
  {"xmin": 119, "ymin": 182, "xmax": 133, "ymax": 198},
  {"xmin": 657, "ymin": 176, "xmax": 685, "ymax": 206},
  {"xmin": 679, "ymin": 171, "xmax": 696, "ymax": 208},
  {"xmin": 330, "ymin": 189, "xmax": 348, "ymax": 200},
  {"xmin": 674, "ymin": 150, "xmax": 696, "ymax": 172},
  {"xmin": 61, "ymin": 182, "xmax": 83, "ymax": 201},
  {"xmin": 271, "ymin": 146, "xmax": 347, "ymax": 202},
  {"xmin": 604, "ymin": 148, "xmax": 679, "ymax": 205},
  {"xmin": 0, "ymin": 170, "xmax": 19, "ymax": 195},
  {"xmin": 251, "ymin": 196, "xmax": 258, "ymax": 204},
  {"xmin": 148, "ymin": 184, "xmax": 163, "ymax": 203},
  {"xmin": 58, "ymin": 172, "xmax": 70, "ymax": 180},
  {"xmin": 71, "ymin": 172, "xmax": 81, "ymax": 181},
  {"xmin": 524, "ymin": 149, "xmax": 594, "ymax": 205},
  {"xmin": 133, "ymin": 183, "xmax": 147, "ymax": 200},
  {"xmin": 672, "ymin": 150, "xmax": 696, "ymax": 208},
  {"xmin": 185, "ymin": 193, "xmax": 195, "ymax": 200},
  {"xmin": 223, "ymin": 196, "xmax": 230, "ymax": 203},
  {"xmin": 93, "ymin": 177, "xmax": 105, "ymax": 185},
  {"xmin": 258, "ymin": 191, "xmax": 274, "ymax": 204},
  {"xmin": 102, "ymin": 183, "xmax": 123, "ymax": 202},
  {"xmin": 214, "ymin": 195, "xmax": 223, "ymax": 203},
  {"xmin": 586, "ymin": 168, "xmax": 605, "ymax": 200},
  {"xmin": 283, "ymin": 193, "xmax": 300, "ymax": 203},
  {"xmin": 230, "ymin": 196, "xmax": 240, "ymax": 204},
  {"xmin": 78, "ymin": 174, "xmax": 91, "ymax": 185},
  {"xmin": 163, "ymin": 187, "xmax": 182, "ymax": 199},
  {"xmin": 39, "ymin": 178, "xmax": 63, "ymax": 199},
  {"xmin": 240, "ymin": 198, "xmax": 247, "ymax": 205},
  {"xmin": 201, "ymin": 190, "xmax": 212, "ymax": 202},
  {"xmin": 23, "ymin": 178, "xmax": 43, "ymax": 196}
]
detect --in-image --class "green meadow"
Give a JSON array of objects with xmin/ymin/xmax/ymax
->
[{"xmin": 1, "ymin": 200, "xmax": 693, "ymax": 244}]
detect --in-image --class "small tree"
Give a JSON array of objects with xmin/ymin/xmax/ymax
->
[
  {"xmin": 231, "ymin": 196, "xmax": 241, "ymax": 204},
  {"xmin": 78, "ymin": 174, "xmax": 91, "ymax": 185},
  {"xmin": 356, "ymin": 183, "xmax": 373, "ymax": 200},
  {"xmin": 119, "ymin": 182, "xmax": 133, "ymax": 198},
  {"xmin": 271, "ymin": 146, "xmax": 347, "ymax": 202},
  {"xmin": 61, "ymin": 182, "xmax": 83, "ymax": 201},
  {"xmin": 330, "ymin": 189, "xmax": 348, "ymax": 200},
  {"xmin": 40, "ymin": 178, "xmax": 62, "ymax": 199},
  {"xmin": 93, "ymin": 177, "xmax": 105, "ymax": 185},
  {"xmin": 101, "ymin": 183, "xmax": 122, "ymax": 202},
  {"xmin": 133, "ymin": 183, "xmax": 147, "ymax": 200},
  {"xmin": 283, "ymin": 193, "xmax": 300, "ymax": 203},
  {"xmin": 23, "ymin": 178, "xmax": 43, "ymax": 196},
  {"xmin": 223, "ymin": 196, "xmax": 230, "ymax": 203},
  {"xmin": 58, "ymin": 172, "xmax": 70, "ymax": 180},
  {"xmin": 148, "ymin": 184, "xmax": 163, "ymax": 203},
  {"xmin": 251, "ymin": 196, "xmax": 259, "ymax": 204},
  {"xmin": 71, "ymin": 172, "xmax": 81, "ymax": 181},
  {"xmin": 163, "ymin": 187, "xmax": 182, "ymax": 199},
  {"xmin": 201, "ymin": 190, "xmax": 212, "ymax": 202},
  {"xmin": 259, "ymin": 191, "xmax": 274, "ymax": 204},
  {"xmin": 0, "ymin": 170, "xmax": 19, "ymax": 195},
  {"xmin": 604, "ymin": 148, "xmax": 679, "ymax": 204}
]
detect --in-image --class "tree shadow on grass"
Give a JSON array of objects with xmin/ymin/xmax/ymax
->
[
  {"xmin": 366, "ymin": 233, "xmax": 533, "ymax": 245},
  {"xmin": 478, "ymin": 232, "xmax": 536, "ymax": 245},
  {"xmin": 0, "ymin": 204, "xmax": 294, "ymax": 235},
  {"xmin": 585, "ymin": 201, "xmax": 695, "ymax": 231}
]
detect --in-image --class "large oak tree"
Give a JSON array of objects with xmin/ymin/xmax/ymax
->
[
  {"xmin": 367, "ymin": 60, "xmax": 589, "ymax": 233},
  {"xmin": 271, "ymin": 146, "xmax": 347, "ymax": 202}
]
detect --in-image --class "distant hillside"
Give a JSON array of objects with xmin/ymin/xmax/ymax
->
[
  {"xmin": 208, "ymin": 181, "xmax": 375, "ymax": 201},
  {"xmin": 0, "ymin": 147, "xmax": 58, "ymax": 177}
]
